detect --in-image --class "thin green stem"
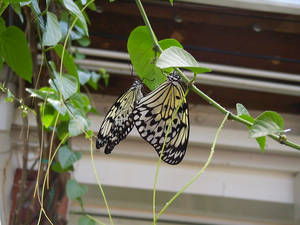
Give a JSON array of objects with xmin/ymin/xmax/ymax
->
[
  {"xmin": 59, "ymin": 0, "xmax": 94, "ymax": 102},
  {"xmin": 37, "ymin": 132, "xmax": 68, "ymax": 225},
  {"xmin": 134, "ymin": 0, "xmax": 300, "ymax": 151},
  {"xmin": 135, "ymin": 0, "xmax": 159, "ymax": 48},
  {"xmin": 90, "ymin": 139, "xmax": 114, "ymax": 225},
  {"xmin": 86, "ymin": 214, "xmax": 107, "ymax": 225},
  {"xmin": 154, "ymin": 112, "xmax": 229, "ymax": 223}
]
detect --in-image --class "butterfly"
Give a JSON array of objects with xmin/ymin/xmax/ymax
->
[
  {"xmin": 96, "ymin": 80, "xmax": 143, "ymax": 154},
  {"xmin": 133, "ymin": 73, "xmax": 189, "ymax": 165}
]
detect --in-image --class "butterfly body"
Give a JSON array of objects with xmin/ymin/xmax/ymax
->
[
  {"xmin": 133, "ymin": 73, "xmax": 189, "ymax": 165},
  {"xmin": 96, "ymin": 80, "xmax": 143, "ymax": 154}
]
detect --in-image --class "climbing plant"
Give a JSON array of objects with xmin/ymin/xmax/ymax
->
[{"xmin": 0, "ymin": 0, "xmax": 299, "ymax": 225}]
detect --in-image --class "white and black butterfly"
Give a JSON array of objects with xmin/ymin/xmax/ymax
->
[
  {"xmin": 133, "ymin": 73, "xmax": 189, "ymax": 165},
  {"xmin": 96, "ymin": 80, "xmax": 143, "ymax": 154}
]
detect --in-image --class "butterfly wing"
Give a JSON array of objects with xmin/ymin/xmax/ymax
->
[
  {"xmin": 96, "ymin": 80, "xmax": 143, "ymax": 154},
  {"xmin": 133, "ymin": 76, "xmax": 189, "ymax": 165}
]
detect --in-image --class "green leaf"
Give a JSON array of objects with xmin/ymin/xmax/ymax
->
[
  {"xmin": 54, "ymin": 44, "xmax": 78, "ymax": 78},
  {"xmin": 236, "ymin": 103, "xmax": 250, "ymax": 116},
  {"xmin": 66, "ymin": 179, "xmax": 88, "ymax": 200},
  {"xmin": 51, "ymin": 161, "xmax": 74, "ymax": 173},
  {"xmin": 11, "ymin": 3, "xmax": 24, "ymax": 23},
  {"xmin": 240, "ymin": 114, "xmax": 266, "ymax": 153},
  {"xmin": 42, "ymin": 12, "xmax": 62, "ymax": 47},
  {"xmin": 30, "ymin": 0, "xmax": 45, "ymax": 30},
  {"xmin": 156, "ymin": 46, "xmax": 211, "ymax": 74},
  {"xmin": 0, "ymin": 26, "xmax": 32, "ymax": 82},
  {"xmin": 169, "ymin": 0, "xmax": 174, "ymax": 6},
  {"xmin": 256, "ymin": 136, "xmax": 266, "ymax": 153},
  {"xmin": 26, "ymin": 87, "xmax": 55, "ymax": 100},
  {"xmin": 88, "ymin": 71, "xmax": 100, "ymax": 90},
  {"xmin": 87, "ymin": 2, "xmax": 96, "ymax": 11},
  {"xmin": 85, "ymin": 129, "xmax": 94, "ymax": 139},
  {"xmin": 57, "ymin": 121, "xmax": 69, "ymax": 141},
  {"xmin": 127, "ymin": 26, "xmax": 182, "ymax": 90},
  {"xmin": 68, "ymin": 114, "xmax": 89, "ymax": 137},
  {"xmin": 250, "ymin": 111, "xmax": 284, "ymax": 138},
  {"xmin": 26, "ymin": 87, "xmax": 68, "ymax": 115},
  {"xmin": 50, "ymin": 74, "xmax": 78, "ymax": 100},
  {"xmin": 58, "ymin": 145, "xmax": 82, "ymax": 169},
  {"xmin": 40, "ymin": 103, "xmax": 57, "ymax": 128},
  {"xmin": 99, "ymin": 68, "xmax": 109, "ymax": 87},
  {"xmin": 0, "ymin": 2, "xmax": 9, "ymax": 16},
  {"xmin": 70, "ymin": 93, "xmax": 91, "ymax": 113},
  {"xmin": 0, "ymin": 18, "xmax": 6, "ymax": 32},
  {"xmin": 78, "ymin": 69, "xmax": 91, "ymax": 85},
  {"xmin": 5, "ymin": 0, "xmax": 29, "ymax": 3},
  {"xmin": 76, "ymin": 36, "xmax": 90, "ymax": 47},
  {"xmin": 78, "ymin": 215, "xmax": 95, "ymax": 225},
  {"xmin": 0, "ymin": 57, "xmax": 3, "ymax": 73},
  {"xmin": 63, "ymin": 0, "xmax": 88, "ymax": 35},
  {"xmin": 75, "ymin": 49, "xmax": 85, "ymax": 60}
]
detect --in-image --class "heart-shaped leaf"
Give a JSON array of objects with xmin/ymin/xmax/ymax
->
[
  {"xmin": 127, "ymin": 26, "xmax": 182, "ymax": 90},
  {"xmin": 58, "ymin": 145, "xmax": 82, "ymax": 169},
  {"xmin": 66, "ymin": 179, "xmax": 87, "ymax": 200},
  {"xmin": 250, "ymin": 111, "xmax": 284, "ymax": 138},
  {"xmin": 156, "ymin": 46, "xmax": 211, "ymax": 74},
  {"xmin": 236, "ymin": 103, "xmax": 250, "ymax": 116},
  {"xmin": 42, "ymin": 12, "xmax": 62, "ymax": 46},
  {"xmin": 68, "ymin": 114, "xmax": 89, "ymax": 137},
  {"xmin": 0, "ymin": 26, "xmax": 32, "ymax": 82}
]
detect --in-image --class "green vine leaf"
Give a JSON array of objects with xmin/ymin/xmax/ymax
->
[
  {"xmin": 58, "ymin": 145, "xmax": 82, "ymax": 169},
  {"xmin": 70, "ymin": 93, "xmax": 91, "ymax": 114},
  {"xmin": 76, "ymin": 36, "xmax": 90, "ymax": 47},
  {"xmin": 127, "ymin": 26, "xmax": 182, "ymax": 90},
  {"xmin": 236, "ymin": 103, "xmax": 250, "ymax": 116},
  {"xmin": 250, "ymin": 111, "xmax": 284, "ymax": 138},
  {"xmin": 57, "ymin": 121, "xmax": 69, "ymax": 141},
  {"xmin": 63, "ymin": 0, "xmax": 88, "ymax": 35},
  {"xmin": 11, "ymin": 3, "xmax": 24, "ymax": 23},
  {"xmin": 40, "ymin": 103, "xmax": 57, "ymax": 128},
  {"xmin": 156, "ymin": 46, "xmax": 211, "ymax": 74},
  {"xmin": 66, "ymin": 179, "xmax": 88, "ymax": 200},
  {"xmin": 30, "ymin": 0, "xmax": 45, "ymax": 30},
  {"xmin": 42, "ymin": 12, "xmax": 62, "ymax": 47},
  {"xmin": 0, "ymin": 26, "xmax": 32, "ymax": 82},
  {"xmin": 26, "ymin": 87, "xmax": 67, "ymax": 115},
  {"xmin": 0, "ymin": 18, "xmax": 6, "ymax": 32},
  {"xmin": 5, "ymin": 0, "xmax": 29, "ymax": 3},
  {"xmin": 50, "ymin": 73, "xmax": 78, "ymax": 100},
  {"xmin": 237, "ymin": 103, "xmax": 267, "ymax": 153},
  {"xmin": 51, "ymin": 162, "xmax": 74, "ymax": 173},
  {"xmin": 54, "ymin": 44, "xmax": 79, "ymax": 78},
  {"xmin": 68, "ymin": 114, "xmax": 89, "ymax": 137},
  {"xmin": 240, "ymin": 114, "xmax": 266, "ymax": 153},
  {"xmin": 88, "ymin": 71, "xmax": 100, "ymax": 90},
  {"xmin": 78, "ymin": 69, "xmax": 91, "ymax": 85}
]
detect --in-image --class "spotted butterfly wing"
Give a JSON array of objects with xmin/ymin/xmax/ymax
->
[
  {"xmin": 133, "ymin": 73, "xmax": 189, "ymax": 165},
  {"xmin": 96, "ymin": 80, "xmax": 143, "ymax": 154}
]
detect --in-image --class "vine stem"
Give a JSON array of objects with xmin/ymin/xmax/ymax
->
[
  {"xmin": 58, "ymin": 0, "xmax": 113, "ymax": 223},
  {"xmin": 154, "ymin": 112, "xmax": 229, "ymax": 223},
  {"xmin": 37, "ymin": 129, "xmax": 68, "ymax": 225},
  {"xmin": 134, "ymin": 0, "xmax": 300, "ymax": 151},
  {"xmin": 90, "ymin": 138, "xmax": 114, "ymax": 225}
]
